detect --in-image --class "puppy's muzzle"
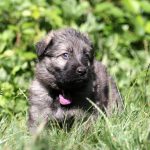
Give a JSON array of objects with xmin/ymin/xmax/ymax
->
[{"xmin": 76, "ymin": 66, "xmax": 87, "ymax": 76}]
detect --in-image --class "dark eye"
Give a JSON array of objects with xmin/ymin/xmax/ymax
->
[{"xmin": 62, "ymin": 53, "xmax": 69, "ymax": 60}]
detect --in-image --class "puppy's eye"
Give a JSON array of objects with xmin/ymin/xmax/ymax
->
[{"xmin": 62, "ymin": 53, "xmax": 69, "ymax": 60}]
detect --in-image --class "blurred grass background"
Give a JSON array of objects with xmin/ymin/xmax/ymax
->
[
  {"xmin": 0, "ymin": 0, "xmax": 150, "ymax": 149},
  {"xmin": 1, "ymin": 0, "xmax": 149, "ymax": 118}
]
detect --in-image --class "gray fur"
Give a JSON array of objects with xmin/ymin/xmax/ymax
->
[{"xmin": 28, "ymin": 28, "xmax": 123, "ymax": 133}]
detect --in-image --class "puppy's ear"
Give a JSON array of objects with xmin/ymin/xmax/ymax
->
[
  {"xmin": 82, "ymin": 32, "xmax": 95, "ymax": 63},
  {"xmin": 35, "ymin": 31, "xmax": 54, "ymax": 57}
]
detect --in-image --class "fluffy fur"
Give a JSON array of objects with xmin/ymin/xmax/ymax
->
[{"xmin": 28, "ymin": 28, "xmax": 123, "ymax": 132}]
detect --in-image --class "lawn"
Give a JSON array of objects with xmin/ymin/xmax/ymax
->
[{"xmin": 0, "ymin": 69, "xmax": 150, "ymax": 149}]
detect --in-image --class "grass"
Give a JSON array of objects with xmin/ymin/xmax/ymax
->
[{"xmin": 0, "ymin": 70, "xmax": 150, "ymax": 150}]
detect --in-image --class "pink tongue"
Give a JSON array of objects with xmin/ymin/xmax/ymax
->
[{"xmin": 59, "ymin": 94, "xmax": 72, "ymax": 105}]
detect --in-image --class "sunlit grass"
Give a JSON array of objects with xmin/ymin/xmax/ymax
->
[{"xmin": 0, "ymin": 76, "xmax": 150, "ymax": 150}]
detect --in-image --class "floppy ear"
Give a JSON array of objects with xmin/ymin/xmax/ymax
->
[{"xmin": 35, "ymin": 31, "xmax": 54, "ymax": 57}]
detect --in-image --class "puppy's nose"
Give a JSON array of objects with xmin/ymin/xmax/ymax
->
[{"xmin": 76, "ymin": 67, "xmax": 87, "ymax": 75}]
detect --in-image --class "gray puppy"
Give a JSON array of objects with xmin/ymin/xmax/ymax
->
[{"xmin": 28, "ymin": 28, "xmax": 123, "ymax": 132}]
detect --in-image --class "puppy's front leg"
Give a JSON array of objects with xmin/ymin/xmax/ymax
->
[
  {"xmin": 28, "ymin": 104, "xmax": 51, "ymax": 133},
  {"xmin": 28, "ymin": 80, "xmax": 53, "ymax": 133}
]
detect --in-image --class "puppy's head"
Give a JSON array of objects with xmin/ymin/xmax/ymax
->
[{"xmin": 36, "ymin": 28, "xmax": 94, "ymax": 89}]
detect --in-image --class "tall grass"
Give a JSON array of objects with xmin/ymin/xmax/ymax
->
[{"xmin": 0, "ymin": 69, "xmax": 149, "ymax": 150}]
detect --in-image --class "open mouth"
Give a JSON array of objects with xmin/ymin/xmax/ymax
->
[
  {"xmin": 58, "ymin": 90, "xmax": 73, "ymax": 106},
  {"xmin": 59, "ymin": 94, "xmax": 72, "ymax": 105}
]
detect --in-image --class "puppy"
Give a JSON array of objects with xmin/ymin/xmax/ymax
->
[{"xmin": 28, "ymin": 28, "xmax": 123, "ymax": 132}]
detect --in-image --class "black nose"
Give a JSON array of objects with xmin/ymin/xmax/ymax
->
[{"xmin": 76, "ymin": 67, "xmax": 87, "ymax": 75}]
